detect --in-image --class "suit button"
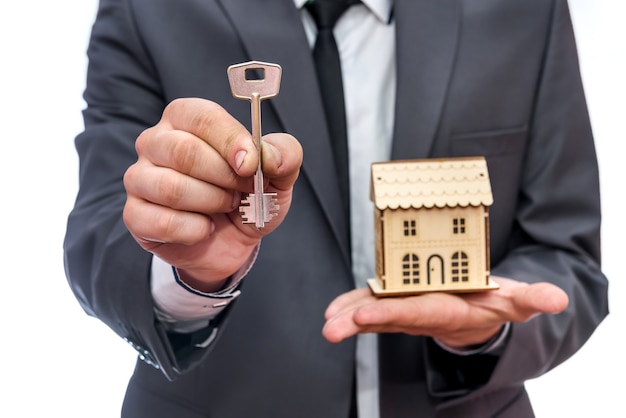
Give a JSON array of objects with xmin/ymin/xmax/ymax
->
[{"xmin": 123, "ymin": 337, "xmax": 160, "ymax": 369}]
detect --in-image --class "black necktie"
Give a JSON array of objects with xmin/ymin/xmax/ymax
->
[
  {"xmin": 306, "ymin": 4, "xmax": 359, "ymax": 416},
  {"xmin": 306, "ymin": 0, "xmax": 359, "ymax": 238}
]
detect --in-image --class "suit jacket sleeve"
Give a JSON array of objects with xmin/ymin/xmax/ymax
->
[
  {"xmin": 62, "ymin": 0, "xmax": 222, "ymax": 380},
  {"xmin": 424, "ymin": 0, "xmax": 608, "ymax": 400}
]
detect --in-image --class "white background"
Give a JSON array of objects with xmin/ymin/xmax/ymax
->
[{"xmin": 1, "ymin": 1, "xmax": 623, "ymax": 417}]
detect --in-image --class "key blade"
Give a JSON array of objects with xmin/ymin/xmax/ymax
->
[{"xmin": 227, "ymin": 61, "xmax": 282, "ymax": 100}]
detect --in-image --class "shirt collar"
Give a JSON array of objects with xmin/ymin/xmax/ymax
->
[{"xmin": 293, "ymin": 0, "xmax": 393, "ymax": 24}]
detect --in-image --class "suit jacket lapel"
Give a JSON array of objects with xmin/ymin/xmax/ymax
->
[
  {"xmin": 391, "ymin": 0, "xmax": 461, "ymax": 160},
  {"xmin": 219, "ymin": 0, "xmax": 352, "ymax": 267}
]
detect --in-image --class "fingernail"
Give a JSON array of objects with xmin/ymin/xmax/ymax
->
[{"xmin": 235, "ymin": 150, "xmax": 247, "ymax": 170}]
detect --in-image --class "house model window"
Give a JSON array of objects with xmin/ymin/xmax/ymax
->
[
  {"xmin": 403, "ymin": 220, "xmax": 417, "ymax": 236},
  {"xmin": 453, "ymin": 218, "xmax": 466, "ymax": 234},
  {"xmin": 367, "ymin": 156, "xmax": 499, "ymax": 296}
]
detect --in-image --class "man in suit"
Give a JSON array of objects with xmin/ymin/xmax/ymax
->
[{"xmin": 64, "ymin": 0, "xmax": 608, "ymax": 416}]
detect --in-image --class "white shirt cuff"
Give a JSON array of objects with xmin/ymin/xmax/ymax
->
[{"xmin": 150, "ymin": 244, "xmax": 259, "ymax": 323}]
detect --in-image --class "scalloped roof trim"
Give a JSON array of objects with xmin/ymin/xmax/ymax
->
[{"xmin": 371, "ymin": 157, "xmax": 494, "ymax": 209}]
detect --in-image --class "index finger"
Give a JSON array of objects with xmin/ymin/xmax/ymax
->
[{"xmin": 162, "ymin": 98, "xmax": 258, "ymax": 177}]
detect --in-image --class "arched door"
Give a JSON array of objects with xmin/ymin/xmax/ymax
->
[{"xmin": 427, "ymin": 255, "xmax": 444, "ymax": 285}]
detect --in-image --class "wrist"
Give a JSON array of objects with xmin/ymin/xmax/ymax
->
[
  {"xmin": 174, "ymin": 241, "xmax": 259, "ymax": 293},
  {"xmin": 434, "ymin": 323, "xmax": 511, "ymax": 356},
  {"xmin": 176, "ymin": 268, "xmax": 230, "ymax": 293}
]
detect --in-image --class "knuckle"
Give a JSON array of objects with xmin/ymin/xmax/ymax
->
[
  {"xmin": 122, "ymin": 198, "xmax": 144, "ymax": 236},
  {"xmin": 134, "ymin": 128, "xmax": 152, "ymax": 154},
  {"xmin": 123, "ymin": 163, "xmax": 142, "ymax": 194},
  {"xmin": 122, "ymin": 200, "xmax": 135, "ymax": 228},
  {"xmin": 123, "ymin": 166, "xmax": 135, "ymax": 190},
  {"xmin": 154, "ymin": 211, "xmax": 181, "ymax": 241},
  {"xmin": 189, "ymin": 100, "xmax": 226, "ymax": 136},
  {"xmin": 192, "ymin": 104, "xmax": 246, "ymax": 154},
  {"xmin": 156, "ymin": 172, "xmax": 187, "ymax": 208},
  {"xmin": 164, "ymin": 97, "xmax": 188, "ymax": 118},
  {"xmin": 170, "ymin": 135, "xmax": 201, "ymax": 172}
]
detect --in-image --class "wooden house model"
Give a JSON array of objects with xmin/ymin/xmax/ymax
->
[{"xmin": 367, "ymin": 157, "xmax": 499, "ymax": 296}]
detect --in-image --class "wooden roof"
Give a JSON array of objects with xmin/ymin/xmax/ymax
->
[{"xmin": 371, "ymin": 157, "xmax": 493, "ymax": 210}]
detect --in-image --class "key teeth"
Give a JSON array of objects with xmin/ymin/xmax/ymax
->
[
  {"xmin": 263, "ymin": 194, "xmax": 279, "ymax": 222},
  {"xmin": 238, "ymin": 193, "xmax": 280, "ymax": 224},
  {"xmin": 239, "ymin": 195, "xmax": 256, "ymax": 224}
]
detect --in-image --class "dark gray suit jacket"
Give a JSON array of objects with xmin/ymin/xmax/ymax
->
[{"xmin": 64, "ymin": 0, "xmax": 608, "ymax": 416}]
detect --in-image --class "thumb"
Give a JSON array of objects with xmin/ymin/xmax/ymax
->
[{"xmin": 261, "ymin": 133, "xmax": 303, "ymax": 191}]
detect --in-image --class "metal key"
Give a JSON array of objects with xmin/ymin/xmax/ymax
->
[{"xmin": 227, "ymin": 61, "xmax": 282, "ymax": 229}]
